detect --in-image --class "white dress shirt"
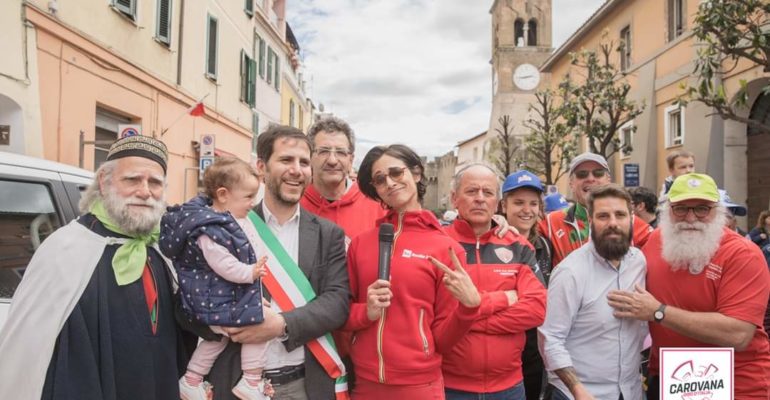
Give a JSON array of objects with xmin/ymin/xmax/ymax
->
[
  {"xmin": 261, "ymin": 202, "xmax": 305, "ymax": 370},
  {"xmin": 538, "ymin": 242, "xmax": 648, "ymax": 400}
]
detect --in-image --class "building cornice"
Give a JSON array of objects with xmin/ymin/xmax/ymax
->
[
  {"xmin": 456, "ymin": 131, "xmax": 488, "ymax": 147},
  {"xmin": 24, "ymin": 4, "xmax": 251, "ymax": 139},
  {"xmin": 540, "ymin": 0, "xmax": 621, "ymax": 71}
]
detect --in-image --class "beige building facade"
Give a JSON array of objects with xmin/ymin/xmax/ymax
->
[
  {"xmin": 0, "ymin": 0, "xmax": 301, "ymax": 204},
  {"xmin": 540, "ymin": 0, "xmax": 770, "ymax": 225},
  {"xmin": 456, "ymin": 131, "xmax": 489, "ymax": 170}
]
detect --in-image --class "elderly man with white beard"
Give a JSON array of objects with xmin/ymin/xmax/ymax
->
[
  {"xmin": 0, "ymin": 136, "xmax": 192, "ymax": 400},
  {"xmin": 608, "ymin": 173, "xmax": 770, "ymax": 400}
]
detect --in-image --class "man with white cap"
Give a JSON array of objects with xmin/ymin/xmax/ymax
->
[
  {"xmin": 538, "ymin": 152, "xmax": 652, "ymax": 266},
  {"xmin": 608, "ymin": 173, "xmax": 770, "ymax": 399}
]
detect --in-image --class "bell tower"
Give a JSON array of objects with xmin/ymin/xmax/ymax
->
[{"xmin": 488, "ymin": 0, "xmax": 553, "ymax": 171}]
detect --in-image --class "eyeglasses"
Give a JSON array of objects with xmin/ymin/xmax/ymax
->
[
  {"xmin": 314, "ymin": 147, "xmax": 351, "ymax": 158},
  {"xmin": 573, "ymin": 168, "xmax": 607, "ymax": 179},
  {"xmin": 371, "ymin": 167, "xmax": 408, "ymax": 188},
  {"xmin": 670, "ymin": 205, "xmax": 715, "ymax": 218}
]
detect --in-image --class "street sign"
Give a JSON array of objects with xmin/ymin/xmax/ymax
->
[
  {"xmin": 623, "ymin": 163, "xmax": 640, "ymax": 187},
  {"xmin": 118, "ymin": 124, "xmax": 142, "ymax": 138},
  {"xmin": 199, "ymin": 156, "xmax": 215, "ymax": 180},
  {"xmin": 200, "ymin": 134, "xmax": 215, "ymax": 157}
]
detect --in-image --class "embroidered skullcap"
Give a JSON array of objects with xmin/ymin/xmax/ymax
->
[{"xmin": 106, "ymin": 135, "xmax": 168, "ymax": 173}]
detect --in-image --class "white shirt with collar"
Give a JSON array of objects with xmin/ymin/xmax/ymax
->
[
  {"xmin": 539, "ymin": 241, "xmax": 648, "ymax": 400},
  {"xmin": 260, "ymin": 202, "xmax": 305, "ymax": 370}
]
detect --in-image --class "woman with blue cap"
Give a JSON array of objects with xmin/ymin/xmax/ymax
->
[{"xmin": 500, "ymin": 170, "xmax": 553, "ymax": 400}]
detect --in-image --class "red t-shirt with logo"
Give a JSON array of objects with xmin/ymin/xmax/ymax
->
[{"xmin": 643, "ymin": 228, "xmax": 770, "ymax": 398}]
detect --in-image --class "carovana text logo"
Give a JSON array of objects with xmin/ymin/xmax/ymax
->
[
  {"xmin": 660, "ymin": 348, "xmax": 733, "ymax": 400},
  {"xmin": 669, "ymin": 360, "xmax": 723, "ymax": 398}
]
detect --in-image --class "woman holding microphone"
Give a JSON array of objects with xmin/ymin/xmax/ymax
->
[{"xmin": 343, "ymin": 144, "xmax": 481, "ymax": 399}]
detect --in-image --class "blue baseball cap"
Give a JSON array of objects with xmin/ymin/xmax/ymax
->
[
  {"xmin": 502, "ymin": 170, "xmax": 544, "ymax": 194},
  {"xmin": 544, "ymin": 193, "xmax": 569, "ymax": 213},
  {"xmin": 719, "ymin": 189, "xmax": 747, "ymax": 217}
]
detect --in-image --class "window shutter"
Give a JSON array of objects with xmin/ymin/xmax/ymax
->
[
  {"xmin": 240, "ymin": 50, "xmax": 248, "ymax": 102},
  {"xmin": 248, "ymin": 57, "xmax": 257, "ymax": 107},
  {"xmin": 244, "ymin": 0, "xmax": 254, "ymax": 16},
  {"xmin": 274, "ymin": 55, "xmax": 280, "ymax": 90},
  {"xmin": 267, "ymin": 47, "xmax": 274, "ymax": 84},
  {"xmin": 289, "ymin": 99, "xmax": 295, "ymax": 127},
  {"xmin": 206, "ymin": 16, "xmax": 218, "ymax": 78},
  {"xmin": 251, "ymin": 112, "xmax": 260, "ymax": 155},
  {"xmin": 156, "ymin": 0, "xmax": 172, "ymax": 45},
  {"xmin": 114, "ymin": 0, "xmax": 137, "ymax": 20},
  {"xmin": 258, "ymin": 37, "xmax": 266, "ymax": 78},
  {"xmin": 252, "ymin": 112, "xmax": 260, "ymax": 135}
]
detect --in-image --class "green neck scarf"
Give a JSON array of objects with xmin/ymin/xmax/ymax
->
[
  {"xmin": 569, "ymin": 203, "xmax": 591, "ymax": 244},
  {"xmin": 90, "ymin": 199, "xmax": 160, "ymax": 286}
]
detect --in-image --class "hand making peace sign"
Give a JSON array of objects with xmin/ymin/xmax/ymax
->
[{"xmin": 429, "ymin": 247, "xmax": 481, "ymax": 308}]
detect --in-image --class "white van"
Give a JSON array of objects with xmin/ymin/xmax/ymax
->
[{"xmin": 0, "ymin": 152, "xmax": 93, "ymax": 329}]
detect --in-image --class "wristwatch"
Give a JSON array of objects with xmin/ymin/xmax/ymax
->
[
  {"xmin": 278, "ymin": 313, "xmax": 289, "ymax": 341},
  {"xmin": 653, "ymin": 304, "xmax": 667, "ymax": 323}
]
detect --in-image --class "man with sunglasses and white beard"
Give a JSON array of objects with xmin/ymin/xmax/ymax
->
[
  {"xmin": 608, "ymin": 173, "xmax": 770, "ymax": 400},
  {"xmin": 539, "ymin": 152, "xmax": 652, "ymax": 266}
]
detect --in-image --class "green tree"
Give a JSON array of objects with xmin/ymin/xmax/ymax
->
[
  {"xmin": 682, "ymin": 0, "xmax": 770, "ymax": 134},
  {"xmin": 559, "ymin": 33, "xmax": 645, "ymax": 160},
  {"xmin": 488, "ymin": 115, "xmax": 520, "ymax": 177},
  {"xmin": 524, "ymin": 89, "xmax": 577, "ymax": 185}
]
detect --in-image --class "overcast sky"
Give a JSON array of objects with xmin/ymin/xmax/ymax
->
[{"xmin": 286, "ymin": 0, "xmax": 605, "ymax": 163}]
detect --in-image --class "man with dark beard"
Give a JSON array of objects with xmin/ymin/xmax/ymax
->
[
  {"xmin": 539, "ymin": 184, "xmax": 647, "ymax": 400},
  {"xmin": 208, "ymin": 125, "xmax": 350, "ymax": 400},
  {"xmin": 0, "ymin": 135, "xmax": 190, "ymax": 400},
  {"xmin": 608, "ymin": 173, "xmax": 770, "ymax": 400}
]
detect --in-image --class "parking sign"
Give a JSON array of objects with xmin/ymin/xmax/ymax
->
[{"xmin": 199, "ymin": 156, "xmax": 214, "ymax": 180}]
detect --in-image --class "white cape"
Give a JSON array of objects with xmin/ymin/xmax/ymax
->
[{"xmin": 0, "ymin": 221, "xmax": 118, "ymax": 400}]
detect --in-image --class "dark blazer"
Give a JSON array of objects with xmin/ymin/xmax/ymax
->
[{"xmin": 208, "ymin": 204, "xmax": 350, "ymax": 400}]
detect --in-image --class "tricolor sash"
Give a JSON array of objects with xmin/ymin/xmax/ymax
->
[{"xmin": 247, "ymin": 211, "xmax": 349, "ymax": 399}]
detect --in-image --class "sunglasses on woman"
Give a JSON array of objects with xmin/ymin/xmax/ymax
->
[
  {"xmin": 573, "ymin": 168, "xmax": 607, "ymax": 179},
  {"xmin": 372, "ymin": 167, "xmax": 408, "ymax": 188}
]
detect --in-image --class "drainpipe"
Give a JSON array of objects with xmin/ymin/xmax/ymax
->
[{"xmin": 176, "ymin": 0, "xmax": 185, "ymax": 86}]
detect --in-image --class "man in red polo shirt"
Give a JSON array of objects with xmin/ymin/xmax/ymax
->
[{"xmin": 608, "ymin": 173, "xmax": 770, "ymax": 399}]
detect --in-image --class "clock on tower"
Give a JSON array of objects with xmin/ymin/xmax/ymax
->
[{"xmin": 488, "ymin": 0, "xmax": 554, "ymax": 172}]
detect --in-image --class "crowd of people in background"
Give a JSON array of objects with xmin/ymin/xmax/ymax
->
[{"xmin": 0, "ymin": 118, "xmax": 768, "ymax": 400}]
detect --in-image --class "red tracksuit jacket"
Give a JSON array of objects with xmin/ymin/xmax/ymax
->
[
  {"xmin": 442, "ymin": 219, "xmax": 547, "ymax": 393},
  {"xmin": 344, "ymin": 210, "xmax": 480, "ymax": 385},
  {"xmin": 300, "ymin": 181, "xmax": 387, "ymax": 242}
]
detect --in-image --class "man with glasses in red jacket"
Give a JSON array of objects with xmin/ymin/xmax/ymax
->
[
  {"xmin": 442, "ymin": 163, "xmax": 547, "ymax": 400},
  {"xmin": 300, "ymin": 117, "xmax": 386, "ymax": 246},
  {"xmin": 299, "ymin": 117, "xmax": 386, "ymax": 387}
]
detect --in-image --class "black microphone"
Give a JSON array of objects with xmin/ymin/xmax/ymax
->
[{"xmin": 378, "ymin": 223, "xmax": 395, "ymax": 281}]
